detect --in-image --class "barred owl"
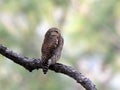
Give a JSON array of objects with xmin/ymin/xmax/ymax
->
[{"xmin": 41, "ymin": 27, "xmax": 64, "ymax": 74}]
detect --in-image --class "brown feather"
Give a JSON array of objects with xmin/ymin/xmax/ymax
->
[{"xmin": 41, "ymin": 27, "xmax": 64, "ymax": 74}]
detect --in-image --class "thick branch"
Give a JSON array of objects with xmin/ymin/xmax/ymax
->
[{"xmin": 0, "ymin": 44, "xmax": 97, "ymax": 90}]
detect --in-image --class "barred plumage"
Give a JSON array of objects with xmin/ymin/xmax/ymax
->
[{"xmin": 41, "ymin": 27, "xmax": 64, "ymax": 74}]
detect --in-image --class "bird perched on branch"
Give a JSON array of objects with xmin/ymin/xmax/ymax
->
[{"xmin": 41, "ymin": 27, "xmax": 64, "ymax": 74}]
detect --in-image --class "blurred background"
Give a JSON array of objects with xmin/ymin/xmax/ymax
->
[{"xmin": 0, "ymin": 0, "xmax": 120, "ymax": 90}]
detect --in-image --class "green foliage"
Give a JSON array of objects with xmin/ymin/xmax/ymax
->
[{"xmin": 0, "ymin": 0, "xmax": 120, "ymax": 90}]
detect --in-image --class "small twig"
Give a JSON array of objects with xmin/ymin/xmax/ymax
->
[{"xmin": 0, "ymin": 44, "xmax": 97, "ymax": 90}]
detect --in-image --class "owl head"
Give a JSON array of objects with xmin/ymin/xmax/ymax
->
[{"xmin": 45, "ymin": 27, "xmax": 61, "ymax": 37}]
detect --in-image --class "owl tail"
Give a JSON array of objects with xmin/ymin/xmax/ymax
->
[{"xmin": 42, "ymin": 60, "xmax": 51, "ymax": 74}]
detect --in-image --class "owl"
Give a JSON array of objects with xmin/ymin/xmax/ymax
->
[{"xmin": 41, "ymin": 27, "xmax": 64, "ymax": 74}]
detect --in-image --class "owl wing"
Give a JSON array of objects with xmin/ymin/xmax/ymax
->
[{"xmin": 41, "ymin": 37, "xmax": 59, "ymax": 61}]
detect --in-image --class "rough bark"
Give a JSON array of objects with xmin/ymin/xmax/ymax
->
[{"xmin": 0, "ymin": 44, "xmax": 97, "ymax": 90}]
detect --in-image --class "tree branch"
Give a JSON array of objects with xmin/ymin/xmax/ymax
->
[{"xmin": 0, "ymin": 44, "xmax": 97, "ymax": 90}]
